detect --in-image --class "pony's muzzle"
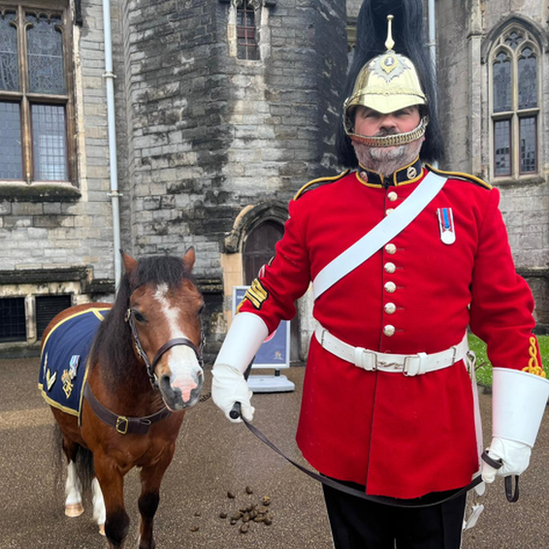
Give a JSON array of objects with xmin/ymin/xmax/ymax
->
[{"xmin": 159, "ymin": 369, "xmax": 203, "ymax": 411}]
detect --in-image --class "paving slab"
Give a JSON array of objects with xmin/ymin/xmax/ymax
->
[{"xmin": 1, "ymin": 358, "xmax": 548, "ymax": 548}]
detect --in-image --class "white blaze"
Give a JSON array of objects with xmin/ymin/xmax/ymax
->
[{"xmin": 154, "ymin": 283, "xmax": 202, "ymax": 401}]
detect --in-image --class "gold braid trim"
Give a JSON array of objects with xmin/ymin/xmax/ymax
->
[{"xmin": 522, "ymin": 337, "xmax": 546, "ymax": 378}]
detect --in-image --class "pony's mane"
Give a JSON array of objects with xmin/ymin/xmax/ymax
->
[{"xmin": 90, "ymin": 256, "xmax": 195, "ymax": 384}]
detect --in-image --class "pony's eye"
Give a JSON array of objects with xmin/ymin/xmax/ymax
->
[
  {"xmin": 198, "ymin": 305, "xmax": 205, "ymax": 316},
  {"xmin": 133, "ymin": 311, "xmax": 146, "ymax": 323}
]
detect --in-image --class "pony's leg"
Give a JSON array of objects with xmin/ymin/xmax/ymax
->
[
  {"xmin": 63, "ymin": 439, "xmax": 84, "ymax": 517},
  {"xmin": 137, "ymin": 451, "xmax": 174, "ymax": 549},
  {"xmin": 65, "ymin": 461, "xmax": 84, "ymax": 516},
  {"xmin": 94, "ymin": 457, "xmax": 129, "ymax": 549},
  {"xmin": 92, "ymin": 477, "xmax": 106, "ymax": 536}
]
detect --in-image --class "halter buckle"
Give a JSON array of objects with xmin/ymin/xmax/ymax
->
[{"xmin": 116, "ymin": 415, "xmax": 129, "ymax": 434}]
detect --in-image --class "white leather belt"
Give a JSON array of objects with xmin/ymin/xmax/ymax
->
[{"xmin": 314, "ymin": 323, "xmax": 468, "ymax": 376}]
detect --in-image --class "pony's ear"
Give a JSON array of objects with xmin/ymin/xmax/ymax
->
[
  {"xmin": 121, "ymin": 250, "xmax": 138, "ymax": 275},
  {"xmin": 182, "ymin": 246, "xmax": 196, "ymax": 272}
]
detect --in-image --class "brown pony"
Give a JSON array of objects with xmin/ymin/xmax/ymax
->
[{"xmin": 42, "ymin": 250, "xmax": 204, "ymax": 549}]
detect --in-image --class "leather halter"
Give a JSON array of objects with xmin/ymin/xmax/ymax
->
[
  {"xmin": 124, "ymin": 307, "xmax": 204, "ymax": 388},
  {"xmin": 83, "ymin": 290, "xmax": 205, "ymax": 436}
]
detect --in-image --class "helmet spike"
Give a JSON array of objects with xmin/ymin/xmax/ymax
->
[{"xmin": 385, "ymin": 15, "xmax": 395, "ymax": 51}]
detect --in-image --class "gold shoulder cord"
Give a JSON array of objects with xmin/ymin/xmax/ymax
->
[
  {"xmin": 426, "ymin": 165, "xmax": 492, "ymax": 190},
  {"xmin": 294, "ymin": 170, "xmax": 350, "ymax": 201}
]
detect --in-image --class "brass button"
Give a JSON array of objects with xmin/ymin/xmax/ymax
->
[
  {"xmin": 384, "ymin": 262, "xmax": 396, "ymax": 274},
  {"xmin": 385, "ymin": 243, "xmax": 396, "ymax": 254},
  {"xmin": 384, "ymin": 281, "xmax": 396, "ymax": 293},
  {"xmin": 384, "ymin": 302, "xmax": 396, "ymax": 314},
  {"xmin": 388, "ymin": 191, "xmax": 398, "ymax": 202},
  {"xmin": 383, "ymin": 325, "xmax": 395, "ymax": 337},
  {"xmin": 386, "ymin": 208, "xmax": 395, "ymax": 215},
  {"xmin": 407, "ymin": 166, "xmax": 418, "ymax": 179}
]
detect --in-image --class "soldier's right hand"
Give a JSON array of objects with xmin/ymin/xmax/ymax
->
[{"xmin": 212, "ymin": 364, "xmax": 254, "ymax": 423}]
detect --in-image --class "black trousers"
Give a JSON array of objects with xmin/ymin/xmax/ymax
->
[{"xmin": 322, "ymin": 481, "xmax": 467, "ymax": 549}]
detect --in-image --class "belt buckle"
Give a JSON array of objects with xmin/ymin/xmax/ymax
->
[
  {"xmin": 377, "ymin": 360, "xmax": 402, "ymax": 372},
  {"xmin": 116, "ymin": 416, "xmax": 129, "ymax": 434}
]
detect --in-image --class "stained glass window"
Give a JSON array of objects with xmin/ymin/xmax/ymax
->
[
  {"xmin": 0, "ymin": 101, "xmax": 23, "ymax": 179},
  {"xmin": 32, "ymin": 104, "xmax": 67, "ymax": 181},
  {"xmin": 494, "ymin": 120, "xmax": 511, "ymax": 176},
  {"xmin": 0, "ymin": 11, "xmax": 19, "ymax": 91},
  {"xmin": 27, "ymin": 13, "xmax": 66, "ymax": 95},
  {"xmin": 518, "ymin": 48, "xmax": 537, "ymax": 110},
  {"xmin": 237, "ymin": 1, "xmax": 259, "ymax": 60},
  {"xmin": 493, "ymin": 52, "xmax": 511, "ymax": 113},
  {"xmin": 519, "ymin": 117, "xmax": 536, "ymax": 174}
]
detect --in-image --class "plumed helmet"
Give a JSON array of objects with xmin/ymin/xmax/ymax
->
[{"xmin": 336, "ymin": 0, "xmax": 444, "ymax": 167}]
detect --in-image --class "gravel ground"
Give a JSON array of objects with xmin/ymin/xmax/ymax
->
[{"xmin": 1, "ymin": 357, "xmax": 548, "ymax": 548}]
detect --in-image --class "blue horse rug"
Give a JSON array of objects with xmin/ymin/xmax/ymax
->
[{"xmin": 38, "ymin": 307, "xmax": 110, "ymax": 418}]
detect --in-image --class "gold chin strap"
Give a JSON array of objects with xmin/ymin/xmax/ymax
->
[{"xmin": 349, "ymin": 116, "xmax": 429, "ymax": 148}]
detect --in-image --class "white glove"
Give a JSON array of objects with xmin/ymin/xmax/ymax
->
[
  {"xmin": 481, "ymin": 437, "xmax": 531, "ymax": 483},
  {"xmin": 212, "ymin": 364, "xmax": 254, "ymax": 423}
]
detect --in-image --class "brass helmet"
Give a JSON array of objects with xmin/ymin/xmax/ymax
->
[{"xmin": 343, "ymin": 15, "xmax": 429, "ymax": 147}]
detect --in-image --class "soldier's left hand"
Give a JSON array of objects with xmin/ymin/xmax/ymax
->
[{"xmin": 481, "ymin": 436, "xmax": 531, "ymax": 483}]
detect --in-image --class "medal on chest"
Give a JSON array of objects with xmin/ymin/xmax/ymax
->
[{"xmin": 437, "ymin": 207, "xmax": 456, "ymax": 245}]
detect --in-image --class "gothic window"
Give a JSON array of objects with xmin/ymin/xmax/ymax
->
[
  {"xmin": 236, "ymin": 0, "xmax": 259, "ymax": 60},
  {"xmin": 490, "ymin": 26, "xmax": 540, "ymax": 179},
  {"xmin": 0, "ymin": 3, "xmax": 74, "ymax": 183}
]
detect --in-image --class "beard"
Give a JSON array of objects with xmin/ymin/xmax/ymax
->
[{"xmin": 352, "ymin": 132, "xmax": 424, "ymax": 178}]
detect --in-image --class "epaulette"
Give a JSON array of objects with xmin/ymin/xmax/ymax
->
[
  {"xmin": 293, "ymin": 169, "xmax": 350, "ymax": 200},
  {"xmin": 426, "ymin": 164, "xmax": 492, "ymax": 190}
]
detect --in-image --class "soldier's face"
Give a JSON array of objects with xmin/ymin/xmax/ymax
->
[{"xmin": 354, "ymin": 105, "xmax": 421, "ymax": 139}]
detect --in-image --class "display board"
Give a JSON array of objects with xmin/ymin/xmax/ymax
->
[{"xmin": 232, "ymin": 286, "xmax": 291, "ymax": 369}]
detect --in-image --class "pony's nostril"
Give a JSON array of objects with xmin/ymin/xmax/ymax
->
[{"xmin": 160, "ymin": 375, "xmax": 172, "ymax": 391}]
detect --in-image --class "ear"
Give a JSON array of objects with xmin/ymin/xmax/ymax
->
[
  {"xmin": 182, "ymin": 246, "xmax": 196, "ymax": 272},
  {"xmin": 121, "ymin": 250, "xmax": 138, "ymax": 275}
]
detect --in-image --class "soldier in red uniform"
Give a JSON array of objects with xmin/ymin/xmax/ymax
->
[{"xmin": 212, "ymin": 1, "xmax": 549, "ymax": 547}]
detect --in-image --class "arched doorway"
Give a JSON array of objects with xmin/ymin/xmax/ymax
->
[
  {"xmin": 243, "ymin": 220, "xmax": 300, "ymax": 362},
  {"xmin": 243, "ymin": 221, "xmax": 283, "ymax": 284}
]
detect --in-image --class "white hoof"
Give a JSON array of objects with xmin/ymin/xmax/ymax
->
[
  {"xmin": 65, "ymin": 502, "xmax": 84, "ymax": 517},
  {"xmin": 99, "ymin": 523, "xmax": 106, "ymax": 536}
]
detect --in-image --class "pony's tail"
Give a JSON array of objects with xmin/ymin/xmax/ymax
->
[
  {"xmin": 51, "ymin": 423, "xmax": 95, "ymax": 500},
  {"xmin": 75, "ymin": 444, "xmax": 95, "ymax": 500}
]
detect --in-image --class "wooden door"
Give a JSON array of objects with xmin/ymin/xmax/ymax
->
[{"xmin": 243, "ymin": 221, "xmax": 300, "ymax": 361}]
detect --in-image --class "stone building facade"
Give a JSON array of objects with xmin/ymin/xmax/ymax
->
[
  {"xmin": 0, "ymin": 0, "xmax": 347, "ymax": 359},
  {"xmin": 1, "ymin": 0, "xmax": 547, "ymax": 359}
]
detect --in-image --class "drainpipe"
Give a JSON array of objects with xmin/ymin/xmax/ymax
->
[
  {"xmin": 102, "ymin": 0, "xmax": 122, "ymax": 289},
  {"xmin": 427, "ymin": 0, "xmax": 439, "ymax": 169}
]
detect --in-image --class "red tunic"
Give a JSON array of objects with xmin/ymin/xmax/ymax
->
[{"xmin": 238, "ymin": 162, "xmax": 540, "ymax": 499}]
